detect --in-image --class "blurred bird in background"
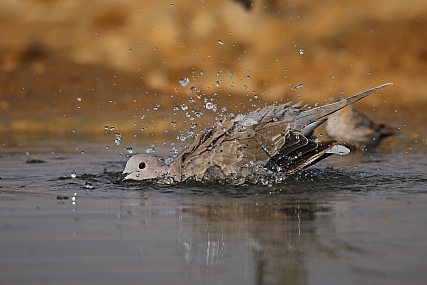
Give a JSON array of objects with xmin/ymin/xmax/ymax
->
[{"xmin": 325, "ymin": 97, "xmax": 398, "ymax": 152}]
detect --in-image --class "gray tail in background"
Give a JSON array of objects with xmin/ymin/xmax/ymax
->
[{"xmin": 294, "ymin": 83, "xmax": 393, "ymax": 127}]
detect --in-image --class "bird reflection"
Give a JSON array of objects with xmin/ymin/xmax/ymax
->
[{"xmin": 179, "ymin": 198, "xmax": 332, "ymax": 285}]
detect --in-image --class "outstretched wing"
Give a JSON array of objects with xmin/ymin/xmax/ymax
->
[{"xmin": 171, "ymin": 117, "xmax": 293, "ymax": 180}]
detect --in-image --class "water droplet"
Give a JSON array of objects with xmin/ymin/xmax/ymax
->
[
  {"xmin": 189, "ymin": 97, "xmax": 195, "ymax": 103},
  {"xmin": 145, "ymin": 145, "xmax": 156, "ymax": 153},
  {"xmin": 194, "ymin": 111, "xmax": 203, "ymax": 118},
  {"xmin": 171, "ymin": 3, "xmax": 174, "ymax": 7},
  {"xmin": 293, "ymin": 83, "xmax": 304, "ymax": 89},
  {"xmin": 218, "ymin": 40, "xmax": 224, "ymax": 45},
  {"xmin": 104, "ymin": 126, "xmax": 109, "ymax": 130},
  {"xmin": 221, "ymin": 106, "xmax": 227, "ymax": 113},
  {"xmin": 140, "ymin": 127, "xmax": 145, "ymax": 131},
  {"xmin": 173, "ymin": 106, "xmax": 179, "ymax": 111},
  {"xmin": 71, "ymin": 170, "xmax": 77, "ymax": 178},
  {"xmin": 171, "ymin": 121, "xmax": 177, "ymax": 127},
  {"xmin": 200, "ymin": 70, "xmax": 204, "ymax": 75},
  {"xmin": 84, "ymin": 182, "xmax": 94, "ymax": 189},
  {"xmin": 190, "ymin": 86, "xmax": 196, "ymax": 93},
  {"xmin": 115, "ymin": 132, "xmax": 122, "ymax": 145},
  {"xmin": 126, "ymin": 147, "xmax": 133, "ymax": 154},
  {"xmin": 247, "ymin": 76, "xmax": 251, "ymax": 79},
  {"xmin": 299, "ymin": 48, "xmax": 304, "ymax": 55},
  {"xmin": 179, "ymin": 78, "xmax": 190, "ymax": 87},
  {"xmin": 165, "ymin": 157, "xmax": 174, "ymax": 165},
  {"xmin": 77, "ymin": 97, "xmax": 81, "ymax": 102},
  {"xmin": 187, "ymin": 128, "xmax": 195, "ymax": 138},
  {"xmin": 205, "ymin": 102, "xmax": 214, "ymax": 109},
  {"xmin": 216, "ymin": 81, "xmax": 220, "ymax": 87},
  {"xmin": 227, "ymin": 71, "xmax": 233, "ymax": 76},
  {"xmin": 81, "ymin": 151, "xmax": 85, "ymax": 155},
  {"xmin": 72, "ymin": 129, "xmax": 76, "ymax": 133},
  {"xmin": 153, "ymin": 104, "xmax": 160, "ymax": 111},
  {"xmin": 110, "ymin": 126, "xmax": 115, "ymax": 131},
  {"xmin": 140, "ymin": 114, "xmax": 145, "ymax": 120},
  {"xmin": 77, "ymin": 105, "xmax": 81, "ymax": 109},
  {"xmin": 154, "ymin": 47, "xmax": 158, "ymax": 51},
  {"xmin": 129, "ymin": 49, "xmax": 132, "ymax": 52},
  {"xmin": 181, "ymin": 104, "xmax": 188, "ymax": 111}
]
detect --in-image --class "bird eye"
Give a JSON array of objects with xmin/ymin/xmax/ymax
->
[{"xmin": 138, "ymin": 162, "xmax": 146, "ymax": 169}]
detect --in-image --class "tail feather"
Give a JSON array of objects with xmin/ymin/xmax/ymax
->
[{"xmin": 294, "ymin": 83, "xmax": 393, "ymax": 128}]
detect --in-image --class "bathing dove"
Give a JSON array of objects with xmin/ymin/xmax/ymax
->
[
  {"xmin": 120, "ymin": 83, "xmax": 392, "ymax": 182},
  {"xmin": 325, "ymin": 96, "xmax": 398, "ymax": 151}
]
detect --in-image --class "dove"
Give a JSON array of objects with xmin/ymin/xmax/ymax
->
[
  {"xmin": 119, "ymin": 83, "xmax": 392, "ymax": 182},
  {"xmin": 325, "ymin": 99, "xmax": 398, "ymax": 151}
]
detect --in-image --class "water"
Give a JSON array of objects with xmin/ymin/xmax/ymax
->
[{"xmin": 1, "ymin": 139, "xmax": 427, "ymax": 285}]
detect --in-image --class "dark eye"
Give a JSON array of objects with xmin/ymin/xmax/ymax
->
[{"xmin": 138, "ymin": 162, "xmax": 146, "ymax": 169}]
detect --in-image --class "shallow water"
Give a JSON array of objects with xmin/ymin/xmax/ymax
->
[{"xmin": 1, "ymin": 140, "xmax": 427, "ymax": 285}]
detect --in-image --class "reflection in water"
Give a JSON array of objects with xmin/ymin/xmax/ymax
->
[{"xmin": 174, "ymin": 198, "xmax": 333, "ymax": 285}]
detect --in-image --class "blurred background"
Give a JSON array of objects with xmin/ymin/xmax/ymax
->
[{"xmin": 1, "ymin": 0, "xmax": 426, "ymax": 150}]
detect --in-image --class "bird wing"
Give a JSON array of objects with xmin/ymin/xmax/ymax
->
[{"xmin": 171, "ymin": 117, "xmax": 294, "ymax": 180}]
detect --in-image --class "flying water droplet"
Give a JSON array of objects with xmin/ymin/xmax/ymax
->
[
  {"xmin": 115, "ymin": 132, "xmax": 122, "ymax": 145},
  {"xmin": 71, "ymin": 170, "xmax": 77, "ymax": 178},
  {"xmin": 179, "ymin": 78, "xmax": 190, "ymax": 87},
  {"xmin": 194, "ymin": 111, "xmax": 203, "ymax": 118},
  {"xmin": 205, "ymin": 102, "xmax": 214, "ymax": 109},
  {"xmin": 145, "ymin": 145, "xmax": 156, "ymax": 154},
  {"xmin": 293, "ymin": 83, "xmax": 304, "ymax": 90}
]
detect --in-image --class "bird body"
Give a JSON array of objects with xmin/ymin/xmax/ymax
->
[
  {"xmin": 120, "ymin": 83, "xmax": 392, "ymax": 182},
  {"xmin": 325, "ymin": 99, "xmax": 398, "ymax": 151}
]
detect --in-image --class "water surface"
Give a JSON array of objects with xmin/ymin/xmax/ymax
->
[{"xmin": 1, "ymin": 140, "xmax": 427, "ymax": 285}]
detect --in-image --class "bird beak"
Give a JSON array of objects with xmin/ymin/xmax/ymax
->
[{"xmin": 113, "ymin": 172, "xmax": 129, "ymax": 184}]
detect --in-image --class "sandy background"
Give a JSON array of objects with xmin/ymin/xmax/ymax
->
[{"xmin": 1, "ymin": 0, "xmax": 426, "ymax": 150}]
